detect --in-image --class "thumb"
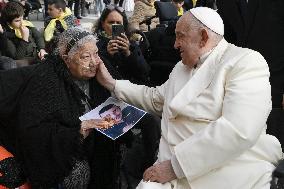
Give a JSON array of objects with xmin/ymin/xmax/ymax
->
[{"xmin": 97, "ymin": 60, "xmax": 108, "ymax": 79}]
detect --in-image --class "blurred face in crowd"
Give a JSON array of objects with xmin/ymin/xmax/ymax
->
[
  {"xmin": 47, "ymin": 4, "xmax": 63, "ymax": 18},
  {"xmin": 172, "ymin": 1, "xmax": 184, "ymax": 10},
  {"xmin": 100, "ymin": 105, "xmax": 123, "ymax": 123},
  {"xmin": 101, "ymin": 10, "xmax": 123, "ymax": 36},
  {"xmin": 64, "ymin": 42, "xmax": 101, "ymax": 80},
  {"xmin": 10, "ymin": 16, "xmax": 23, "ymax": 29},
  {"xmin": 174, "ymin": 13, "xmax": 202, "ymax": 68}
]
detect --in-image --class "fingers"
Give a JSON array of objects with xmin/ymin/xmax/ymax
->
[
  {"xmin": 143, "ymin": 166, "xmax": 154, "ymax": 181},
  {"xmin": 116, "ymin": 36, "xmax": 129, "ymax": 49},
  {"xmin": 81, "ymin": 119, "xmax": 109, "ymax": 130},
  {"xmin": 107, "ymin": 40, "xmax": 119, "ymax": 55},
  {"xmin": 38, "ymin": 52, "xmax": 45, "ymax": 60},
  {"xmin": 108, "ymin": 37, "xmax": 130, "ymax": 53}
]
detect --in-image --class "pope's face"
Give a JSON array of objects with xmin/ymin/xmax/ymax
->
[
  {"xmin": 65, "ymin": 42, "xmax": 101, "ymax": 80},
  {"xmin": 100, "ymin": 105, "xmax": 123, "ymax": 123},
  {"xmin": 174, "ymin": 14, "xmax": 202, "ymax": 68}
]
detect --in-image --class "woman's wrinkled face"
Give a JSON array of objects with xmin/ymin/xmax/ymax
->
[
  {"xmin": 10, "ymin": 16, "xmax": 23, "ymax": 29},
  {"xmin": 65, "ymin": 42, "xmax": 101, "ymax": 80},
  {"xmin": 101, "ymin": 10, "xmax": 123, "ymax": 36}
]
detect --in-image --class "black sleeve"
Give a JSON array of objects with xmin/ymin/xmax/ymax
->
[
  {"xmin": 0, "ymin": 32, "xmax": 29, "ymax": 59},
  {"xmin": 122, "ymin": 41, "xmax": 151, "ymax": 84},
  {"xmin": 30, "ymin": 27, "xmax": 45, "ymax": 50},
  {"xmin": 44, "ymin": 17, "xmax": 52, "ymax": 28},
  {"xmin": 0, "ymin": 156, "xmax": 26, "ymax": 188},
  {"xmin": 0, "ymin": 65, "xmax": 36, "ymax": 119},
  {"xmin": 10, "ymin": 65, "xmax": 85, "ymax": 187}
]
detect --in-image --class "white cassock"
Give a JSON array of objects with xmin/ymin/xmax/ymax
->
[{"xmin": 113, "ymin": 39, "xmax": 283, "ymax": 189}]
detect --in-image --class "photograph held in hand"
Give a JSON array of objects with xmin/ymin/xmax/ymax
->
[{"xmin": 80, "ymin": 97, "xmax": 146, "ymax": 140}]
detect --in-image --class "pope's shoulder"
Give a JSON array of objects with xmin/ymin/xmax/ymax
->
[{"xmin": 224, "ymin": 42, "xmax": 269, "ymax": 70}]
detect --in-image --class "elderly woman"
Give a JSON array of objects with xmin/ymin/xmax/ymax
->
[
  {"xmin": 0, "ymin": 27, "xmax": 118, "ymax": 188},
  {"xmin": 93, "ymin": 5, "xmax": 151, "ymax": 84}
]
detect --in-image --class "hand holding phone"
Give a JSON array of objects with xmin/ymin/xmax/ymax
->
[{"xmin": 112, "ymin": 24, "xmax": 125, "ymax": 39}]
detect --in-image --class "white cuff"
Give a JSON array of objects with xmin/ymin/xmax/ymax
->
[{"xmin": 171, "ymin": 155, "xmax": 186, "ymax": 179}]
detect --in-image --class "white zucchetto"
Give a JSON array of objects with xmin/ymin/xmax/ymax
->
[{"xmin": 189, "ymin": 7, "xmax": 224, "ymax": 36}]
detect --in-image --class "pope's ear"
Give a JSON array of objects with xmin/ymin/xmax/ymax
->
[{"xmin": 200, "ymin": 28, "xmax": 209, "ymax": 47}]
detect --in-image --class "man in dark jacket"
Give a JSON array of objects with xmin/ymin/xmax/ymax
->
[{"xmin": 217, "ymin": 0, "xmax": 284, "ymax": 150}]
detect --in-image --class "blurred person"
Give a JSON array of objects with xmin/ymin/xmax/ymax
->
[
  {"xmin": 45, "ymin": 0, "xmax": 79, "ymax": 52},
  {"xmin": 182, "ymin": 0, "xmax": 195, "ymax": 10},
  {"xmin": 216, "ymin": 0, "xmax": 284, "ymax": 150},
  {"xmin": 85, "ymin": 0, "xmax": 92, "ymax": 14},
  {"xmin": 27, "ymin": 0, "xmax": 41, "ymax": 11},
  {"xmin": 0, "ymin": 0, "xmax": 6, "ymax": 14},
  {"xmin": 172, "ymin": 0, "xmax": 184, "ymax": 16},
  {"xmin": 94, "ymin": 0, "xmax": 105, "ymax": 17},
  {"xmin": 115, "ymin": 0, "xmax": 123, "ymax": 7},
  {"xmin": 93, "ymin": 4, "xmax": 150, "ymax": 84},
  {"xmin": 0, "ymin": 27, "xmax": 121, "ymax": 188},
  {"xmin": 128, "ymin": 0, "xmax": 159, "ymax": 32},
  {"xmin": 0, "ymin": 2, "xmax": 47, "ymax": 65},
  {"xmin": 18, "ymin": 0, "xmax": 33, "ymax": 19},
  {"xmin": 95, "ymin": 7, "xmax": 283, "ymax": 189},
  {"xmin": 68, "ymin": 0, "xmax": 83, "ymax": 19},
  {"xmin": 183, "ymin": 0, "xmax": 215, "ymax": 11}
]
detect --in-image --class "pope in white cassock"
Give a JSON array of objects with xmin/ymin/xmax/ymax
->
[{"xmin": 95, "ymin": 7, "xmax": 283, "ymax": 189}]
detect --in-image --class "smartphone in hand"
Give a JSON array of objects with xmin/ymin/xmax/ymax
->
[{"xmin": 112, "ymin": 24, "xmax": 125, "ymax": 39}]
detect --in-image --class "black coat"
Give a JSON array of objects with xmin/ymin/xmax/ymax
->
[
  {"xmin": 0, "ymin": 56, "xmax": 115, "ymax": 188},
  {"xmin": 217, "ymin": 0, "xmax": 284, "ymax": 72},
  {"xmin": 0, "ymin": 24, "xmax": 45, "ymax": 61}
]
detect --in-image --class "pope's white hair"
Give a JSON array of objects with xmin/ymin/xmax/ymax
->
[{"xmin": 187, "ymin": 12, "xmax": 223, "ymax": 44}]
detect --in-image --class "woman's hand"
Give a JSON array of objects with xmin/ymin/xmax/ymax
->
[
  {"xmin": 80, "ymin": 119, "xmax": 110, "ymax": 139},
  {"xmin": 107, "ymin": 34, "xmax": 131, "ymax": 56},
  {"xmin": 116, "ymin": 33, "xmax": 130, "ymax": 56},
  {"xmin": 38, "ymin": 49, "xmax": 48, "ymax": 60},
  {"xmin": 107, "ymin": 39, "xmax": 119, "ymax": 56}
]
